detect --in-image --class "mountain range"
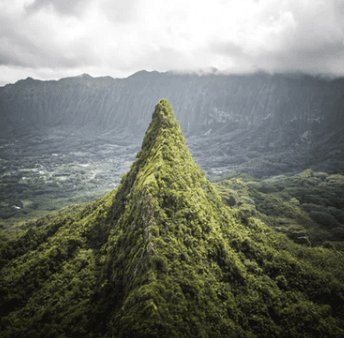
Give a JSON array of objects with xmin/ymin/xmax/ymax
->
[{"xmin": 1, "ymin": 71, "xmax": 343, "ymax": 177}]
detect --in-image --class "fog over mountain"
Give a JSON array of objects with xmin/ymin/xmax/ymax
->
[{"xmin": 2, "ymin": 0, "xmax": 344, "ymax": 85}]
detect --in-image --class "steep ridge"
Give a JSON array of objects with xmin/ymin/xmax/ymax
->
[
  {"xmin": 0, "ymin": 100, "xmax": 344, "ymax": 337},
  {"xmin": 1, "ymin": 72, "xmax": 344, "ymax": 137}
]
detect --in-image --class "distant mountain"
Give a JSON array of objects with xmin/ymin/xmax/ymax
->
[
  {"xmin": 1, "ymin": 71, "xmax": 343, "ymax": 136},
  {"xmin": 1, "ymin": 100, "xmax": 343, "ymax": 337},
  {"xmin": 1, "ymin": 71, "xmax": 343, "ymax": 177}
]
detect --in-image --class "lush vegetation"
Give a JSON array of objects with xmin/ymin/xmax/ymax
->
[
  {"xmin": 215, "ymin": 169, "xmax": 344, "ymax": 250},
  {"xmin": 0, "ymin": 100, "xmax": 343, "ymax": 337}
]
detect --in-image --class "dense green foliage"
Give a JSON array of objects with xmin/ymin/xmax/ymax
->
[
  {"xmin": 1, "ymin": 100, "xmax": 344, "ymax": 337},
  {"xmin": 215, "ymin": 169, "xmax": 344, "ymax": 250}
]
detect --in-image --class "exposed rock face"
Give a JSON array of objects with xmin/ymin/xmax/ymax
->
[{"xmin": 1, "ymin": 100, "xmax": 344, "ymax": 337}]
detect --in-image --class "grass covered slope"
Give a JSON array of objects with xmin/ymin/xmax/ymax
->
[{"xmin": 1, "ymin": 99, "xmax": 344, "ymax": 337}]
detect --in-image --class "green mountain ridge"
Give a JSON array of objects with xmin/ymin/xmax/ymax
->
[{"xmin": 1, "ymin": 100, "xmax": 344, "ymax": 337}]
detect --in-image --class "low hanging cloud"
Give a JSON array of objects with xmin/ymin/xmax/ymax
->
[
  {"xmin": 211, "ymin": 0, "xmax": 344, "ymax": 73},
  {"xmin": 0, "ymin": 0, "xmax": 344, "ymax": 85}
]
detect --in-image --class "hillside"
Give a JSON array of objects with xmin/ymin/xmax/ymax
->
[
  {"xmin": 215, "ymin": 170, "xmax": 344, "ymax": 249},
  {"xmin": 1, "ymin": 100, "xmax": 344, "ymax": 337}
]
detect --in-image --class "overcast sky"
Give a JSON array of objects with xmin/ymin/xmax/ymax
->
[{"xmin": 1, "ymin": 0, "xmax": 344, "ymax": 86}]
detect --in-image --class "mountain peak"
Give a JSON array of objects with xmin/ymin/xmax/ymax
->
[
  {"xmin": 100, "ymin": 99, "xmax": 240, "ymax": 335},
  {"xmin": 140, "ymin": 99, "xmax": 185, "ymax": 152},
  {"xmin": 79, "ymin": 73, "xmax": 92, "ymax": 79},
  {"xmin": 112, "ymin": 99, "xmax": 209, "ymax": 232},
  {"xmin": 1, "ymin": 100, "xmax": 344, "ymax": 337}
]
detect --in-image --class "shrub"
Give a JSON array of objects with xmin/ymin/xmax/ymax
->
[
  {"xmin": 302, "ymin": 194, "xmax": 330, "ymax": 206},
  {"xmin": 331, "ymin": 227, "xmax": 344, "ymax": 241},
  {"xmin": 322, "ymin": 241, "xmax": 336, "ymax": 250},
  {"xmin": 257, "ymin": 183, "xmax": 277, "ymax": 193},
  {"xmin": 309, "ymin": 211, "xmax": 341, "ymax": 229},
  {"xmin": 327, "ymin": 207, "xmax": 344, "ymax": 224},
  {"xmin": 149, "ymin": 255, "xmax": 168, "ymax": 273},
  {"xmin": 301, "ymin": 203, "xmax": 327, "ymax": 214},
  {"xmin": 275, "ymin": 275, "xmax": 288, "ymax": 290}
]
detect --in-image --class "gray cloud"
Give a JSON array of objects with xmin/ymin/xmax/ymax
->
[
  {"xmin": 25, "ymin": 0, "xmax": 139, "ymax": 22},
  {"xmin": 25, "ymin": 0, "xmax": 91, "ymax": 16},
  {"xmin": 212, "ymin": 36, "xmax": 344, "ymax": 74},
  {"xmin": 0, "ymin": 22, "xmax": 96, "ymax": 69},
  {"xmin": 99, "ymin": 0, "xmax": 139, "ymax": 23},
  {"xmin": 0, "ymin": 1, "xmax": 99, "ymax": 70},
  {"xmin": 1, "ymin": 0, "xmax": 344, "ymax": 86},
  {"xmin": 210, "ymin": 0, "xmax": 344, "ymax": 75},
  {"xmin": 211, "ymin": 41, "xmax": 246, "ymax": 61}
]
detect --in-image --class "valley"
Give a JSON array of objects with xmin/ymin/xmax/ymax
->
[{"xmin": 0, "ymin": 129, "xmax": 139, "ymax": 228}]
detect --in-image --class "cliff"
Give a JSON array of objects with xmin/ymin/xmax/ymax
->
[{"xmin": 1, "ymin": 71, "xmax": 343, "ymax": 137}]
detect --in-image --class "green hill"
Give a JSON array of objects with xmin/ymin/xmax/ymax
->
[
  {"xmin": 1, "ymin": 99, "xmax": 344, "ymax": 337},
  {"xmin": 214, "ymin": 170, "xmax": 344, "ymax": 249}
]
